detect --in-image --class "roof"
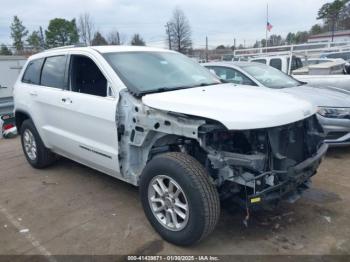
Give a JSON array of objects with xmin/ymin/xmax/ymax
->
[
  {"xmin": 28, "ymin": 45, "xmax": 175, "ymax": 60},
  {"xmin": 91, "ymin": 45, "xmax": 173, "ymax": 53},
  {"xmin": 309, "ymin": 30, "xmax": 350, "ymax": 39}
]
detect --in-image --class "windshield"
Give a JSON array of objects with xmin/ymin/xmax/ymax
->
[
  {"xmin": 104, "ymin": 51, "xmax": 220, "ymax": 96},
  {"xmin": 240, "ymin": 63, "xmax": 301, "ymax": 89}
]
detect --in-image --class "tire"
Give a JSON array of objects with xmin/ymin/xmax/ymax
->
[
  {"xmin": 20, "ymin": 119, "xmax": 56, "ymax": 168},
  {"xmin": 139, "ymin": 152, "xmax": 220, "ymax": 246}
]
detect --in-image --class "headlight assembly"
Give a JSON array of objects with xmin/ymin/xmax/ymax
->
[{"xmin": 318, "ymin": 107, "xmax": 350, "ymax": 119}]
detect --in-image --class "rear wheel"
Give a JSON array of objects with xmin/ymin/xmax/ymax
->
[
  {"xmin": 20, "ymin": 119, "xmax": 56, "ymax": 168},
  {"xmin": 140, "ymin": 152, "xmax": 220, "ymax": 246}
]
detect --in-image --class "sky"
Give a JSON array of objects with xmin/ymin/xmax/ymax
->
[{"xmin": 0, "ymin": 0, "xmax": 329, "ymax": 49}]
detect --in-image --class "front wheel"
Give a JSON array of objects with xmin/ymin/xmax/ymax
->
[{"xmin": 139, "ymin": 152, "xmax": 220, "ymax": 246}]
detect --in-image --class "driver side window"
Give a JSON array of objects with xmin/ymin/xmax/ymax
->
[{"xmin": 208, "ymin": 66, "xmax": 256, "ymax": 86}]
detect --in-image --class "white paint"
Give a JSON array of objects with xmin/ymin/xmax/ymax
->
[
  {"xmin": 323, "ymin": 216, "xmax": 332, "ymax": 223},
  {"xmin": 143, "ymin": 84, "xmax": 316, "ymax": 130},
  {"xmin": 0, "ymin": 206, "xmax": 56, "ymax": 261}
]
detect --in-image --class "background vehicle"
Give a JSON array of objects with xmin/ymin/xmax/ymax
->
[
  {"xmin": 205, "ymin": 61, "xmax": 350, "ymax": 146},
  {"xmin": 250, "ymin": 55, "xmax": 303, "ymax": 74},
  {"xmin": 14, "ymin": 46, "xmax": 326, "ymax": 246}
]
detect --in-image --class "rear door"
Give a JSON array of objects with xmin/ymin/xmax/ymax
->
[
  {"xmin": 31, "ymin": 55, "xmax": 74, "ymax": 148},
  {"xmin": 50, "ymin": 52, "xmax": 120, "ymax": 177}
]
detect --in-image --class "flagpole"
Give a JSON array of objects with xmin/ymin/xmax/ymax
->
[{"xmin": 266, "ymin": 3, "xmax": 268, "ymax": 53}]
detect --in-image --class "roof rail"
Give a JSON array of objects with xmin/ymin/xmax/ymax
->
[{"xmin": 44, "ymin": 43, "xmax": 88, "ymax": 52}]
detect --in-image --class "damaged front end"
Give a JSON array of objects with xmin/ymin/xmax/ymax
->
[{"xmin": 199, "ymin": 115, "xmax": 327, "ymax": 208}]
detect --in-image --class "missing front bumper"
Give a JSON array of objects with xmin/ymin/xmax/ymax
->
[{"xmin": 247, "ymin": 143, "xmax": 328, "ymax": 206}]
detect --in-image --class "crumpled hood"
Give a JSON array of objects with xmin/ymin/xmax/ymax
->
[
  {"xmin": 142, "ymin": 84, "xmax": 316, "ymax": 130},
  {"xmin": 280, "ymin": 85, "xmax": 350, "ymax": 108}
]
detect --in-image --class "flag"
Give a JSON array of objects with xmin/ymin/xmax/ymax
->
[{"xmin": 267, "ymin": 22, "xmax": 273, "ymax": 32}]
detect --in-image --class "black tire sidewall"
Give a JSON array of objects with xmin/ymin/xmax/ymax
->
[
  {"xmin": 20, "ymin": 119, "xmax": 49, "ymax": 168},
  {"xmin": 140, "ymin": 154, "xmax": 208, "ymax": 246}
]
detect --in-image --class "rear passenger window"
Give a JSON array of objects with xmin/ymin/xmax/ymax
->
[
  {"xmin": 269, "ymin": 58, "xmax": 282, "ymax": 70},
  {"xmin": 22, "ymin": 58, "xmax": 44, "ymax": 85},
  {"xmin": 41, "ymin": 56, "xmax": 67, "ymax": 89}
]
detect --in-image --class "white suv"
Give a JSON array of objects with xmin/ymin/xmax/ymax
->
[{"xmin": 14, "ymin": 45, "xmax": 327, "ymax": 245}]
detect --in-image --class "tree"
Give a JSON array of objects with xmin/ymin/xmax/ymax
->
[
  {"xmin": 78, "ymin": 13, "xmax": 94, "ymax": 45},
  {"xmin": 45, "ymin": 18, "xmax": 79, "ymax": 48},
  {"xmin": 286, "ymin": 32, "xmax": 296, "ymax": 44},
  {"xmin": 317, "ymin": 0, "xmax": 349, "ymax": 40},
  {"xmin": 310, "ymin": 24, "xmax": 324, "ymax": 35},
  {"xmin": 130, "ymin": 33, "xmax": 146, "ymax": 46},
  {"xmin": 216, "ymin": 45, "xmax": 226, "ymax": 49},
  {"xmin": 108, "ymin": 30, "xmax": 121, "ymax": 45},
  {"xmin": 27, "ymin": 31, "xmax": 41, "ymax": 50},
  {"xmin": 294, "ymin": 31, "xmax": 309, "ymax": 44},
  {"xmin": 237, "ymin": 44, "xmax": 244, "ymax": 50},
  {"xmin": 10, "ymin": 16, "xmax": 28, "ymax": 52},
  {"xmin": 0, "ymin": 44, "xmax": 12, "ymax": 55},
  {"xmin": 91, "ymin": 31, "xmax": 108, "ymax": 46},
  {"xmin": 165, "ymin": 7, "xmax": 192, "ymax": 54},
  {"xmin": 253, "ymin": 41, "xmax": 260, "ymax": 48},
  {"xmin": 269, "ymin": 34, "xmax": 283, "ymax": 46}
]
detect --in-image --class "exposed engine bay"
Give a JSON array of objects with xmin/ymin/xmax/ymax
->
[{"xmin": 117, "ymin": 90, "xmax": 327, "ymax": 206}]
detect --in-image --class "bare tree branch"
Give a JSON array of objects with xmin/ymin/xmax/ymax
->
[
  {"xmin": 78, "ymin": 13, "xmax": 95, "ymax": 45},
  {"xmin": 165, "ymin": 7, "xmax": 192, "ymax": 54}
]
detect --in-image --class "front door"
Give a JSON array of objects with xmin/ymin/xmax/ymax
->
[{"xmin": 52, "ymin": 54, "xmax": 120, "ymax": 176}]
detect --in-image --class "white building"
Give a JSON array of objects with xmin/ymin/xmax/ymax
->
[
  {"xmin": 308, "ymin": 30, "xmax": 350, "ymax": 43},
  {"xmin": 0, "ymin": 56, "xmax": 27, "ymax": 114}
]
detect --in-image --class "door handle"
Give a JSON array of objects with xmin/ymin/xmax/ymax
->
[
  {"xmin": 61, "ymin": 97, "xmax": 72, "ymax": 104},
  {"xmin": 29, "ymin": 91, "xmax": 38, "ymax": 96}
]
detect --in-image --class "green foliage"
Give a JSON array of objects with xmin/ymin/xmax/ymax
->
[
  {"xmin": 130, "ymin": 33, "xmax": 146, "ymax": 46},
  {"xmin": 45, "ymin": 18, "xmax": 79, "ymax": 48},
  {"xmin": 294, "ymin": 31, "xmax": 309, "ymax": 44},
  {"xmin": 91, "ymin": 31, "xmax": 108, "ymax": 46},
  {"xmin": 286, "ymin": 32, "xmax": 296, "ymax": 44},
  {"xmin": 310, "ymin": 24, "xmax": 324, "ymax": 35},
  {"xmin": 317, "ymin": 0, "xmax": 350, "ymax": 31},
  {"xmin": 10, "ymin": 16, "xmax": 28, "ymax": 52},
  {"xmin": 318, "ymin": 0, "xmax": 348, "ymax": 20},
  {"xmin": 0, "ymin": 44, "xmax": 12, "ymax": 55},
  {"xmin": 216, "ymin": 45, "xmax": 226, "ymax": 49},
  {"xmin": 27, "ymin": 31, "xmax": 41, "ymax": 50}
]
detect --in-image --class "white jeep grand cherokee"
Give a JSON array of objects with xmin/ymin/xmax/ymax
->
[{"xmin": 14, "ymin": 46, "xmax": 327, "ymax": 246}]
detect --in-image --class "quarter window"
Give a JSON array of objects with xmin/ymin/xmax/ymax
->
[
  {"xmin": 41, "ymin": 56, "xmax": 67, "ymax": 89},
  {"xmin": 22, "ymin": 58, "xmax": 44, "ymax": 85}
]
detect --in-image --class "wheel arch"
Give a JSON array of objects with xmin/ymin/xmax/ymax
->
[{"xmin": 15, "ymin": 110, "xmax": 32, "ymax": 134}]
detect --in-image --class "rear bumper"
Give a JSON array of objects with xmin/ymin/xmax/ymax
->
[{"xmin": 247, "ymin": 143, "xmax": 328, "ymax": 206}]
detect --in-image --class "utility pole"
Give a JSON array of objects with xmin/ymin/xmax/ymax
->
[
  {"xmin": 233, "ymin": 38, "xmax": 236, "ymax": 56},
  {"xmin": 266, "ymin": 4, "xmax": 269, "ymax": 53},
  {"xmin": 165, "ymin": 23, "xmax": 172, "ymax": 50},
  {"xmin": 205, "ymin": 36, "xmax": 208, "ymax": 62}
]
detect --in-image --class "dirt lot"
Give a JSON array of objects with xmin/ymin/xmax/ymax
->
[{"xmin": 0, "ymin": 137, "xmax": 350, "ymax": 256}]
